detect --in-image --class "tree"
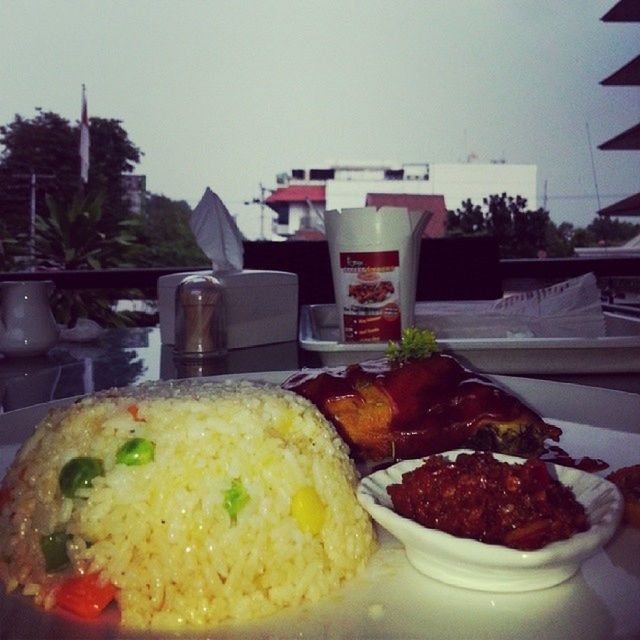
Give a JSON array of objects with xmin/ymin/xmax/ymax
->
[
  {"xmin": 0, "ymin": 110, "xmax": 77, "ymax": 237},
  {"xmin": 446, "ymin": 193, "xmax": 552, "ymax": 258},
  {"xmin": 0, "ymin": 109, "xmax": 142, "ymax": 241},
  {"xmin": 544, "ymin": 221, "xmax": 575, "ymax": 258},
  {"xmin": 446, "ymin": 199, "xmax": 485, "ymax": 235},
  {"xmin": 83, "ymin": 117, "xmax": 142, "ymax": 228},
  {"xmin": 33, "ymin": 192, "xmax": 141, "ymax": 326},
  {"xmin": 138, "ymin": 194, "xmax": 209, "ymax": 266},
  {"xmin": 585, "ymin": 216, "xmax": 640, "ymax": 246}
]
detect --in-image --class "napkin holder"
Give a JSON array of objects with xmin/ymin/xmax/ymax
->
[{"xmin": 158, "ymin": 270, "xmax": 298, "ymax": 349}]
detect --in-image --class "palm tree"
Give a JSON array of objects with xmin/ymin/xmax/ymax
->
[{"xmin": 32, "ymin": 192, "xmax": 142, "ymax": 327}]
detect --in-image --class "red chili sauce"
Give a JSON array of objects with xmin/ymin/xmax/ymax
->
[{"xmin": 387, "ymin": 452, "xmax": 590, "ymax": 551}]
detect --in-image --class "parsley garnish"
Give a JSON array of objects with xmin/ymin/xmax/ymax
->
[
  {"xmin": 223, "ymin": 478, "xmax": 250, "ymax": 524},
  {"xmin": 386, "ymin": 327, "xmax": 439, "ymax": 362}
]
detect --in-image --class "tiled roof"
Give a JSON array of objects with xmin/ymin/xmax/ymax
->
[
  {"xmin": 365, "ymin": 193, "xmax": 448, "ymax": 238},
  {"xmin": 265, "ymin": 185, "xmax": 326, "ymax": 203}
]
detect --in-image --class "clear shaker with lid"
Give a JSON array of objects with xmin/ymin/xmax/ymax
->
[{"xmin": 173, "ymin": 274, "xmax": 227, "ymax": 359}]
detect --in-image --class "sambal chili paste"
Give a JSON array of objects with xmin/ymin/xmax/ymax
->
[{"xmin": 387, "ymin": 452, "xmax": 590, "ymax": 551}]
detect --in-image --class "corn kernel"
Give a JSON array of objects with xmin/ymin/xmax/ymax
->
[{"xmin": 291, "ymin": 486, "xmax": 325, "ymax": 535}]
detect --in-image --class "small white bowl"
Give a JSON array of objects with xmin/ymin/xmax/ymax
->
[{"xmin": 357, "ymin": 449, "xmax": 624, "ymax": 592}]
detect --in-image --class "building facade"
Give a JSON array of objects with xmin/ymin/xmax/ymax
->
[{"xmin": 265, "ymin": 161, "xmax": 537, "ymax": 238}]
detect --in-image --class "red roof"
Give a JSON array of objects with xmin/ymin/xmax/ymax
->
[
  {"xmin": 265, "ymin": 185, "xmax": 326, "ymax": 204},
  {"xmin": 365, "ymin": 193, "xmax": 448, "ymax": 238}
]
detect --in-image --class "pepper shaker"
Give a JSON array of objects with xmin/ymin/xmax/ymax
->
[{"xmin": 173, "ymin": 275, "xmax": 227, "ymax": 359}]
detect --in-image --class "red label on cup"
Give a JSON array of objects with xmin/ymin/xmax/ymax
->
[{"xmin": 338, "ymin": 251, "xmax": 401, "ymax": 342}]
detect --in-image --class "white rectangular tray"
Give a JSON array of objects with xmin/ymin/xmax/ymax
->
[{"xmin": 299, "ymin": 304, "xmax": 640, "ymax": 374}]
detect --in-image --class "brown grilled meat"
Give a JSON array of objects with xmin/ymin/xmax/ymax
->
[{"xmin": 282, "ymin": 353, "xmax": 561, "ymax": 461}]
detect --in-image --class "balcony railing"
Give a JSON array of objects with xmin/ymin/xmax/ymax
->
[{"xmin": 1, "ymin": 239, "xmax": 638, "ymax": 308}]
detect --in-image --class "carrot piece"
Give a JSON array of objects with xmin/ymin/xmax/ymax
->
[
  {"xmin": 126, "ymin": 404, "xmax": 145, "ymax": 422},
  {"xmin": 56, "ymin": 572, "xmax": 117, "ymax": 619}
]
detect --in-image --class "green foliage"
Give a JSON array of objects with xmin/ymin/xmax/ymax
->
[
  {"xmin": 32, "ymin": 192, "xmax": 142, "ymax": 327},
  {"xmin": 0, "ymin": 109, "xmax": 141, "ymax": 240},
  {"xmin": 544, "ymin": 221, "xmax": 574, "ymax": 258},
  {"xmin": 0, "ymin": 219, "xmax": 20, "ymax": 270},
  {"xmin": 386, "ymin": 327, "xmax": 439, "ymax": 362},
  {"xmin": 585, "ymin": 217, "xmax": 640, "ymax": 246},
  {"xmin": 446, "ymin": 193, "xmax": 640, "ymax": 257},
  {"xmin": 138, "ymin": 194, "xmax": 209, "ymax": 266},
  {"xmin": 447, "ymin": 193, "xmax": 551, "ymax": 258},
  {"xmin": 83, "ymin": 117, "xmax": 142, "ymax": 228},
  {"xmin": 0, "ymin": 110, "xmax": 78, "ymax": 236}
]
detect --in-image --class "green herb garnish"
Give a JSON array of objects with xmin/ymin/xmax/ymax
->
[
  {"xmin": 386, "ymin": 327, "xmax": 439, "ymax": 362},
  {"xmin": 223, "ymin": 478, "xmax": 250, "ymax": 524}
]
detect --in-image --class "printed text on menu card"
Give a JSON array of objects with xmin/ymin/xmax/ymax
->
[{"xmin": 339, "ymin": 250, "xmax": 401, "ymax": 342}]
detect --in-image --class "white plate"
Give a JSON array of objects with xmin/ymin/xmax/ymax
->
[
  {"xmin": 0, "ymin": 373, "xmax": 639, "ymax": 639},
  {"xmin": 358, "ymin": 450, "xmax": 623, "ymax": 592}
]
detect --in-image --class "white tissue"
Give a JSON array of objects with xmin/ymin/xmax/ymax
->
[
  {"xmin": 414, "ymin": 273, "xmax": 606, "ymax": 339},
  {"xmin": 190, "ymin": 187, "xmax": 244, "ymax": 272}
]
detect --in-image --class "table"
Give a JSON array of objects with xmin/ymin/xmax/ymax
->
[
  {"xmin": 0, "ymin": 329, "xmax": 639, "ymax": 639},
  {"xmin": 0, "ymin": 326, "xmax": 639, "ymax": 414}
]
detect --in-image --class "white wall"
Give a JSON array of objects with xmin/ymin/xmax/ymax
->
[
  {"xmin": 430, "ymin": 163, "xmax": 537, "ymax": 211},
  {"xmin": 325, "ymin": 179, "xmax": 432, "ymax": 211},
  {"xmin": 324, "ymin": 163, "xmax": 537, "ymax": 213}
]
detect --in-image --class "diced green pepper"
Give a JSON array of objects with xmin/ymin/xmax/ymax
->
[
  {"xmin": 115, "ymin": 438, "xmax": 155, "ymax": 466},
  {"xmin": 40, "ymin": 531, "xmax": 71, "ymax": 573},
  {"xmin": 223, "ymin": 478, "xmax": 250, "ymax": 523},
  {"xmin": 59, "ymin": 457, "xmax": 104, "ymax": 498}
]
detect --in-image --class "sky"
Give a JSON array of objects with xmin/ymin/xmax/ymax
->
[{"xmin": 1, "ymin": 0, "xmax": 638, "ymax": 239}]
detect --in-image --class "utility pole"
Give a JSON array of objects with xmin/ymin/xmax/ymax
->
[
  {"xmin": 245, "ymin": 183, "xmax": 273, "ymax": 240},
  {"xmin": 14, "ymin": 170, "xmax": 55, "ymax": 268},
  {"xmin": 585, "ymin": 122, "xmax": 602, "ymax": 213},
  {"xmin": 29, "ymin": 171, "xmax": 37, "ymax": 262},
  {"xmin": 259, "ymin": 182, "xmax": 268, "ymax": 240}
]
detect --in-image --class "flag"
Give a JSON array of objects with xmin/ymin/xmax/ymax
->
[{"xmin": 79, "ymin": 85, "xmax": 90, "ymax": 183}]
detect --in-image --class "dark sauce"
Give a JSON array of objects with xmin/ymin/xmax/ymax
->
[{"xmin": 540, "ymin": 444, "xmax": 609, "ymax": 472}]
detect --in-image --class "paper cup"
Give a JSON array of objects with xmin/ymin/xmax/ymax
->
[{"xmin": 325, "ymin": 207, "xmax": 428, "ymax": 343}]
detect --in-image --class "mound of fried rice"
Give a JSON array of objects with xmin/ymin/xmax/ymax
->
[{"xmin": 0, "ymin": 380, "xmax": 376, "ymax": 630}]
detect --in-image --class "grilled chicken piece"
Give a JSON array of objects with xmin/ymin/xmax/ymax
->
[{"xmin": 283, "ymin": 353, "xmax": 561, "ymax": 461}]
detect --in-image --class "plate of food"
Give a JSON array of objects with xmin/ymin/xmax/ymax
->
[{"xmin": 0, "ymin": 330, "xmax": 638, "ymax": 639}]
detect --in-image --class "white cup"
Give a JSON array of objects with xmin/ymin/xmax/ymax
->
[{"xmin": 325, "ymin": 207, "xmax": 428, "ymax": 343}]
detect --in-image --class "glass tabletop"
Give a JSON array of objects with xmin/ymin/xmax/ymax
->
[{"xmin": 0, "ymin": 326, "xmax": 638, "ymax": 414}]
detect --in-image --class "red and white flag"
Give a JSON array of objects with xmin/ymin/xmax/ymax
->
[{"xmin": 79, "ymin": 84, "xmax": 90, "ymax": 183}]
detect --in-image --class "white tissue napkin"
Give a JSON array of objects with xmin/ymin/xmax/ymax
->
[
  {"xmin": 415, "ymin": 273, "xmax": 606, "ymax": 339},
  {"xmin": 190, "ymin": 187, "xmax": 244, "ymax": 272}
]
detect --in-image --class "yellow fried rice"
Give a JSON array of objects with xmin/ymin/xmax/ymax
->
[{"xmin": 0, "ymin": 379, "xmax": 376, "ymax": 630}]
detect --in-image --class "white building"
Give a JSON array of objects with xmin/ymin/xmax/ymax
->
[{"xmin": 265, "ymin": 161, "xmax": 537, "ymax": 238}]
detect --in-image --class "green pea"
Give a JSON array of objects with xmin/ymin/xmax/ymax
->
[
  {"xmin": 59, "ymin": 457, "xmax": 104, "ymax": 498},
  {"xmin": 116, "ymin": 438, "xmax": 155, "ymax": 466},
  {"xmin": 40, "ymin": 531, "xmax": 71, "ymax": 573}
]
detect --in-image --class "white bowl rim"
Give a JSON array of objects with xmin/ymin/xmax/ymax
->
[{"xmin": 357, "ymin": 449, "xmax": 624, "ymax": 569}]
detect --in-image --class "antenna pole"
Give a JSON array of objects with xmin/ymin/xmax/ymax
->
[{"xmin": 585, "ymin": 122, "xmax": 602, "ymax": 213}]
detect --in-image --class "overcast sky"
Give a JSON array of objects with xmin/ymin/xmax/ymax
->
[{"xmin": 1, "ymin": 0, "xmax": 638, "ymax": 238}]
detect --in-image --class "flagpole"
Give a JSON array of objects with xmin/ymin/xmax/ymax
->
[{"xmin": 79, "ymin": 84, "xmax": 90, "ymax": 194}]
